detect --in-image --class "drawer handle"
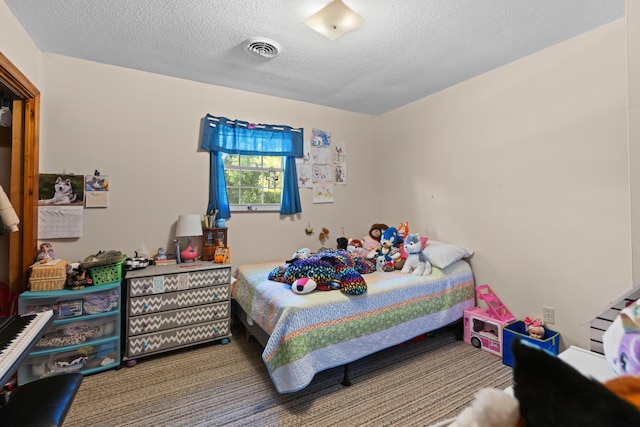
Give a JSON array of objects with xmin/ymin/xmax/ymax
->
[
  {"xmin": 214, "ymin": 327, "xmax": 220, "ymax": 333},
  {"xmin": 214, "ymin": 291, "xmax": 220, "ymax": 298},
  {"xmin": 143, "ymin": 284, "xmax": 150, "ymax": 290},
  {"xmin": 143, "ymin": 342, "xmax": 149, "ymax": 349},
  {"xmin": 143, "ymin": 303, "xmax": 150, "ymax": 309},
  {"xmin": 142, "ymin": 321, "xmax": 148, "ymax": 328}
]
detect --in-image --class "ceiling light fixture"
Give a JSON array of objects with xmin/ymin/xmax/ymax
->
[{"xmin": 303, "ymin": 0, "xmax": 365, "ymax": 41}]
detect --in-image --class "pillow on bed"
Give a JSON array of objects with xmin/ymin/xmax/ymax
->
[{"xmin": 422, "ymin": 240, "xmax": 473, "ymax": 269}]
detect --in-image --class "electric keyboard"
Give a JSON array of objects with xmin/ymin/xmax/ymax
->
[{"xmin": 0, "ymin": 311, "xmax": 54, "ymax": 387}]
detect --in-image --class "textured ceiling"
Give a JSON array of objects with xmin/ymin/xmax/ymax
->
[{"xmin": 4, "ymin": 0, "xmax": 625, "ymax": 115}]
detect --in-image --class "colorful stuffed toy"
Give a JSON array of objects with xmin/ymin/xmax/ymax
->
[
  {"xmin": 400, "ymin": 233, "xmax": 431, "ymax": 276},
  {"xmin": 268, "ymin": 249, "xmax": 369, "ymax": 295}
]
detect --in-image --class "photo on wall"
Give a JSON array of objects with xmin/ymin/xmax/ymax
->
[{"xmin": 38, "ymin": 174, "xmax": 84, "ymax": 206}]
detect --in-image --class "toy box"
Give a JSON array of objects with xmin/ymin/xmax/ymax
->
[{"xmin": 502, "ymin": 320, "xmax": 560, "ymax": 367}]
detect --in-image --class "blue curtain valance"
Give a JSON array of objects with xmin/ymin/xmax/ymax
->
[{"xmin": 201, "ymin": 115, "xmax": 304, "ymax": 157}]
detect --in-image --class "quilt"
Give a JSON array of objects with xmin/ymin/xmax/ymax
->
[{"xmin": 232, "ymin": 259, "xmax": 475, "ymax": 393}]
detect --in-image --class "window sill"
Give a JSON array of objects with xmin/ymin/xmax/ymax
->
[{"xmin": 230, "ymin": 205, "xmax": 280, "ymax": 213}]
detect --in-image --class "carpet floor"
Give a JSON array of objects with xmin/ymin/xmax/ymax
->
[{"xmin": 64, "ymin": 324, "xmax": 513, "ymax": 427}]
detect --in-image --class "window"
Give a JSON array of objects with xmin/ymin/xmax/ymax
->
[
  {"xmin": 222, "ymin": 154, "xmax": 283, "ymax": 211},
  {"xmin": 200, "ymin": 114, "xmax": 304, "ymax": 219}
]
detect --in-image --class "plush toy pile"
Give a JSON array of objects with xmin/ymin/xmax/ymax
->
[{"xmin": 268, "ymin": 248, "xmax": 374, "ymax": 296}]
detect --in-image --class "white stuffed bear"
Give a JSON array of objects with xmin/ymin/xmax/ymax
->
[
  {"xmin": 445, "ymin": 388, "xmax": 520, "ymax": 427},
  {"xmin": 401, "ymin": 233, "xmax": 432, "ymax": 276}
]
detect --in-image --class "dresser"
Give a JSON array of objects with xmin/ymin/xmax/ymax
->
[{"xmin": 122, "ymin": 263, "xmax": 231, "ymax": 365}]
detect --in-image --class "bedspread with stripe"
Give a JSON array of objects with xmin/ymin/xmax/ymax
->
[{"xmin": 232, "ymin": 259, "xmax": 475, "ymax": 393}]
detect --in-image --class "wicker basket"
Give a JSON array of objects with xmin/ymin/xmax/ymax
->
[
  {"xmin": 88, "ymin": 255, "xmax": 125, "ymax": 285},
  {"xmin": 29, "ymin": 259, "xmax": 68, "ymax": 292}
]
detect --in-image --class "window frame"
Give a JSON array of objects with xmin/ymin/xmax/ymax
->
[{"xmin": 223, "ymin": 153, "xmax": 284, "ymax": 212}]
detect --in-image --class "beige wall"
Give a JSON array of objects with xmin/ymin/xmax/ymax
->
[
  {"xmin": 1, "ymin": 0, "xmax": 638, "ymax": 350},
  {"xmin": 379, "ymin": 19, "xmax": 631, "ymax": 349},
  {"xmin": 37, "ymin": 54, "xmax": 379, "ymax": 268}
]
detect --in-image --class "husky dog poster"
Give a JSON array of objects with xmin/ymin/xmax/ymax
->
[{"xmin": 39, "ymin": 174, "xmax": 84, "ymax": 206}]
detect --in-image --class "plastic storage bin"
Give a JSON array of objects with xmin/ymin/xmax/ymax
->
[
  {"xmin": 502, "ymin": 320, "xmax": 560, "ymax": 367},
  {"xmin": 88, "ymin": 256, "xmax": 125, "ymax": 285}
]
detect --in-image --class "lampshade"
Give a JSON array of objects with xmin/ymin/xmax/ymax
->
[
  {"xmin": 303, "ymin": 0, "xmax": 365, "ymax": 41},
  {"xmin": 175, "ymin": 214, "xmax": 203, "ymax": 237}
]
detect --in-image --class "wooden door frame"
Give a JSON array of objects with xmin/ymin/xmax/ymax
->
[{"xmin": 0, "ymin": 52, "xmax": 40, "ymax": 294}]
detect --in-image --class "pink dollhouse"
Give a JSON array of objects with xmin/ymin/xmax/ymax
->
[{"xmin": 463, "ymin": 285, "xmax": 515, "ymax": 357}]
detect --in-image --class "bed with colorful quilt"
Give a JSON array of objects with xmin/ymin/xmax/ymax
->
[{"xmin": 232, "ymin": 243, "xmax": 475, "ymax": 393}]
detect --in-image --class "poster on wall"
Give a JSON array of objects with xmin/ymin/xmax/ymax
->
[
  {"xmin": 37, "ymin": 174, "xmax": 84, "ymax": 238},
  {"xmin": 84, "ymin": 174, "xmax": 110, "ymax": 208}
]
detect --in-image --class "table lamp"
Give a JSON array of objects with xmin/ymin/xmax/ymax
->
[{"xmin": 175, "ymin": 214, "xmax": 203, "ymax": 263}]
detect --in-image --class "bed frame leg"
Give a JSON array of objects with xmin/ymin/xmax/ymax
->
[
  {"xmin": 341, "ymin": 364, "xmax": 352, "ymax": 387},
  {"xmin": 454, "ymin": 320, "xmax": 464, "ymax": 341}
]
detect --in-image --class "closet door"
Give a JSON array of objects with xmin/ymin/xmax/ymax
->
[{"xmin": 0, "ymin": 52, "xmax": 40, "ymax": 294}]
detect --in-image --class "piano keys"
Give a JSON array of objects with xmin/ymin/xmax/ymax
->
[{"xmin": 0, "ymin": 311, "xmax": 54, "ymax": 387}]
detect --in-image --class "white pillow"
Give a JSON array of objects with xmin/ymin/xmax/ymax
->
[{"xmin": 423, "ymin": 240, "xmax": 473, "ymax": 269}]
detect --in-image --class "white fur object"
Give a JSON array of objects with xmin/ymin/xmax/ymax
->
[
  {"xmin": 447, "ymin": 388, "xmax": 520, "ymax": 427},
  {"xmin": 401, "ymin": 233, "xmax": 432, "ymax": 276}
]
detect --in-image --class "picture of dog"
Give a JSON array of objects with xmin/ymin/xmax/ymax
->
[{"xmin": 41, "ymin": 177, "xmax": 79, "ymax": 205}]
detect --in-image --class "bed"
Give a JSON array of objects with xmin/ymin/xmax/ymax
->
[{"xmin": 232, "ymin": 256, "xmax": 475, "ymax": 393}]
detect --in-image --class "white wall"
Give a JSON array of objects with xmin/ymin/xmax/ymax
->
[
  {"xmin": 378, "ymin": 20, "xmax": 631, "ymax": 349},
  {"xmin": 36, "ymin": 54, "xmax": 379, "ymax": 269}
]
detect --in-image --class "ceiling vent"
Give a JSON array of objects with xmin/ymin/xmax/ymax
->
[{"xmin": 243, "ymin": 37, "xmax": 282, "ymax": 59}]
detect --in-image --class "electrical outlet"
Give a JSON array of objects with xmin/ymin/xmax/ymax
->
[{"xmin": 543, "ymin": 306, "xmax": 555, "ymax": 324}]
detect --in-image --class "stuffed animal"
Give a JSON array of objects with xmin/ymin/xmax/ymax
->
[
  {"xmin": 66, "ymin": 262, "xmax": 93, "ymax": 290},
  {"xmin": 347, "ymin": 238, "xmax": 368, "ymax": 259},
  {"xmin": 367, "ymin": 227, "xmax": 402, "ymax": 271},
  {"xmin": 397, "ymin": 221, "xmax": 409, "ymax": 239},
  {"xmin": 448, "ymin": 338, "xmax": 640, "ymax": 427},
  {"xmin": 368, "ymin": 223, "xmax": 388, "ymax": 242},
  {"xmin": 291, "ymin": 248, "xmax": 312, "ymax": 261},
  {"xmin": 400, "ymin": 233, "xmax": 431, "ymax": 276},
  {"xmin": 337, "ymin": 237, "xmax": 348, "ymax": 250},
  {"xmin": 268, "ymin": 249, "xmax": 368, "ymax": 295}
]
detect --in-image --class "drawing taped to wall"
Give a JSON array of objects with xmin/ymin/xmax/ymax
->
[
  {"xmin": 298, "ymin": 164, "xmax": 313, "ymax": 188},
  {"xmin": 312, "ymin": 164, "xmax": 332, "ymax": 183},
  {"xmin": 313, "ymin": 182, "xmax": 334, "ymax": 203},
  {"xmin": 311, "ymin": 128, "xmax": 331, "ymax": 147},
  {"xmin": 334, "ymin": 164, "xmax": 347, "ymax": 185}
]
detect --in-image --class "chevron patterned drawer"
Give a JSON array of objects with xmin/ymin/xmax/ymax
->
[
  {"xmin": 126, "ymin": 319, "xmax": 230, "ymax": 357},
  {"xmin": 127, "ymin": 301, "xmax": 230, "ymax": 335},
  {"xmin": 128, "ymin": 267, "xmax": 231, "ymax": 297},
  {"xmin": 128, "ymin": 284, "xmax": 230, "ymax": 316}
]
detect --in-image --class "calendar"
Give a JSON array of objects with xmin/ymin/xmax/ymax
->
[{"xmin": 38, "ymin": 205, "xmax": 83, "ymax": 238}]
